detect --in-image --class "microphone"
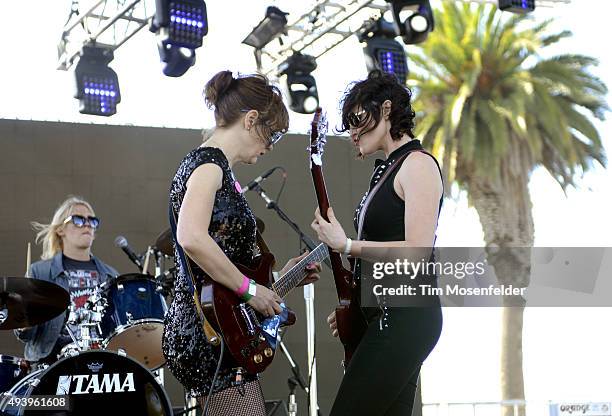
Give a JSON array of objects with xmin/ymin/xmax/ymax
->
[
  {"xmin": 241, "ymin": 167, "xmax": 283, "ymax": 194},
  {"xmin": 114, "ymin": 236, "xmax": 143, "ymax": 268}
]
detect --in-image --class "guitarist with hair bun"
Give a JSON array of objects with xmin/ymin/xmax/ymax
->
[
  {"xmin": 311, "ymin": 70, "xmax": 444, "ymax": 416},
  {"xmin": 163, "ymin": 70, "xmax": 320, "ymax": 416}
]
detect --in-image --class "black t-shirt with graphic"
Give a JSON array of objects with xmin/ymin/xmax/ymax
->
[{"xmin": 39, "ymin": 255, "xmax": 102, "ymax": 363}]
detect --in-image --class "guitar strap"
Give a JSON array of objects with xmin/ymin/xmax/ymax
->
[
  {"xmin": 357, "ymin": 150, "xmax": 426, "ymax": 239},
  {"xmin": 168, "ymin": 205, "xmax": 220, "ymax": 345}
]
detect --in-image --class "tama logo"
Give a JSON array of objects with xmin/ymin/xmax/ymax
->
[{"xmin": 56, "ymin": 373, "xmax": 135, "ymax": 395}]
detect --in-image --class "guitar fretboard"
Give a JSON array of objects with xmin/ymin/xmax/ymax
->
[{"xmin": 272, "ymin": 244, "xmax": 329, "ymax": 298}]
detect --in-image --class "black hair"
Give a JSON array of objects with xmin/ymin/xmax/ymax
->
[{"xmin": 338, "ymin": 70, "xmax": 416, "ymax": 140}]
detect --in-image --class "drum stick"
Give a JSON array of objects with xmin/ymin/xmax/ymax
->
[
  {"xmin": 25, "ymin": 242, "xmax": 32, "ymax": 277},
  {"xmin": 142, "ymin": 246, "xmax": 151, "ymax": 274}
]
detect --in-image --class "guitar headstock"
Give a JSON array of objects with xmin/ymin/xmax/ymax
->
[{"xmin": 308, "ymin": 108, "xmax": 328, "ymax": 167}]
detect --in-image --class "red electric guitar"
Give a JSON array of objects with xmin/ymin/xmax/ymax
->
[
  {"xmin": 200, "ymin": 243, "xmax": 329, "ymax": 374},
  {"xmin": 309, "ymin": 108, "xmax": 368, "ymax": 367}
]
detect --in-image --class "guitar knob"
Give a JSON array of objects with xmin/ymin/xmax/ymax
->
[
  {"xmin": 264, "ymin": 348, "xmax": 273, "ymax": 358},
  {"xmin": 254, "ymin": 354, "xmax": 263, "ymax": 364},
  {"xmin": 259, "ymin": 335, "xmax": 266, "ymax": 342}
]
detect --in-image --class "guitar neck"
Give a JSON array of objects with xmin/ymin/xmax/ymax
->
[{"xmin": 272, "ymin": 244, "xmax": 329, "ymax": 298}]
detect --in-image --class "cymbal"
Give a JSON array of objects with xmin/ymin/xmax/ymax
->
[
  {"xmin": 155, "ymin": 216, "xmax": 266, "ymax": 257},
  {"xmin": 155, "ymin": 228, "xmax": 174, "ymax": 257},
  {"xmin": 0, "ymin": 277, "xmax": 70, "ymax": 330}
]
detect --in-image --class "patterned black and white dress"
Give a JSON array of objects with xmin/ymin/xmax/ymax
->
[{"xmin": 162, "ymin": 146, "xmax": 259, "ymax": 398}]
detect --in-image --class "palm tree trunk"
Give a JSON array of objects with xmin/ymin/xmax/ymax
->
[{"xmin": 466, "ymin": 150, "xmax": 534, "ymax": 416}]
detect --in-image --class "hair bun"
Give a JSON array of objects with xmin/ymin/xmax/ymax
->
[{"xmin": 204, "ymin": 70, "xmax": 235, "ymax": 108}]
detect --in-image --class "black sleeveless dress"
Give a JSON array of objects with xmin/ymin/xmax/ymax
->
[
  {"xmin": 329, "ymin": 139, "xmax": 444, "ymax": 416},
  {"xmin": 163, "ymin": 146, "xmax": 259, "ymax": 398}
]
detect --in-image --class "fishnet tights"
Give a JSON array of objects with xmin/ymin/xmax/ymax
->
[{"xmin": 197, "ymin": 380, "xmax": 266, "ymax": 416}]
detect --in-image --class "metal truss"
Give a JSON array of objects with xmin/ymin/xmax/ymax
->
[
  {"xmin": 56, "ymin": 0, "xmax": 572, "ymax": 73},
  {"xmin": 255, "ymin": 0, "xmax": 572, "ymax": 76},
  {"xmin": 255, "ymin": 0, "xmax": 392, "ymax": 76},
  {"xmin": 57, "ymin": 0, "xmax": 155, "ymax": 70}
]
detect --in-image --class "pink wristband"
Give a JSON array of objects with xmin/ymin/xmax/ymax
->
[{"xmin": 235, "ymin": 275, "xmax": 250, "ymax": 297}]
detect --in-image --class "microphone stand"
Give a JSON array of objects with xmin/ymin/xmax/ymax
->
[
  {"xmin": 278, "ymin": 337, "xmax": 323, "ymax": 416},
  {"xmin": 251, "ymin": 184, "xmax": 331, "ymax": 270},
  {"xmin": 250, "ymin": 184, "xmax": 323, "ymax": 416}
]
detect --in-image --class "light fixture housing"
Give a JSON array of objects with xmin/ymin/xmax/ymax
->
[
  {"xmin": 278, "ymin": 53, "xmax": 319, "ymax": 114},
  {"xmin": 359, "ymin": 19, "xmax": 409, "ymax": 84},
  {"xmin": 151, "ymin": 0, "xmax": 207, "ymax": 77},
  {"xmin": 242, "ymin": 6, "xmax": 289, "ymax": 49},
  {"xmin": 387, "ymin": 0, "xmax": 434, "ymax": 45},
  {"xmin": 73, "ymin": 44, "xmax": 121, "ymax": 116},
  {"xmin": 498, "ymin": 0, "xmax": 535, "ymax": 13}
]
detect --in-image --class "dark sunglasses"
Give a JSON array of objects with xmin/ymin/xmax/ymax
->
[
  {"xmin": 63, "ymin": 215, "xmax": 100, "ymax": 230},
  {"xmin": 347, "ymin": 109, "xmax": 367, "ymax": 128}
]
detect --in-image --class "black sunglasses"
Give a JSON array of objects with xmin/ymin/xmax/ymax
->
[
  {"xmin": 347, "ymin": 109, "xmax": 368, "ymax": 128},
  {"xmin": 63, "ymin": 215, "xmax": 100, "ymax": 230}
]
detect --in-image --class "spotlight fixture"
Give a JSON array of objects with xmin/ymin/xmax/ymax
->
[
  {"xmin": 151, "ymin": 0, "xmax": 208, "ymax": 77},
  {"xmin": 387, "ymin": 0, "xmax": 434, "ymax": 44},
  {"xmin": 278, "ymin": 52, "xmax": 319, "ymax": 114},
  {"xmin": 242, "ymin": 6, "xmax": 289, "ymax": 49},
  {"xmin": 358, "ymin": 19, "xmax": 409, "ymax": 84},
  {"xmin": 73, "ymin": 44, "xmax": 121, "ymax": 116},
  {"xmin": 498, "ymin": 0, "xmax": 535, "ymax": 13}
]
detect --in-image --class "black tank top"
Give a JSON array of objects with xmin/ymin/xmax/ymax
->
[{"xmin": 354, "ymin": 139, "xmax": 443, "ymax": 242}]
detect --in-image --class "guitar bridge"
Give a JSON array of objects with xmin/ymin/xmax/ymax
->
[{"xmin": 238, "ymin": 303, "xmax": 256, "ymax": 336}]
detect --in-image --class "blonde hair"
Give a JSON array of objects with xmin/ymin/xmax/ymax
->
[{"xmin": 31, "ymin": 196, "xmax": 96, "ymax": 260}]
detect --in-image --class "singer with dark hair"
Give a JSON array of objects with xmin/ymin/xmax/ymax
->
[
  {"xmin": 14, "ymin": 196, "xmax": 118, "ymax": 364},
  {"xmin": 311, "ymin": 70, "xmax": 444, "ymax": 416},
  {"xmin": 163, "ymin": 70, "xmax": 321, "ymax": 416}
]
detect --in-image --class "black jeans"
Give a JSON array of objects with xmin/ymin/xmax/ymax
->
[{"xmin": 329, "ymin": 307, "xmax": 442, "ymax": 416}]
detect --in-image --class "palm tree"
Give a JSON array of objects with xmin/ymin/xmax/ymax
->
[{"xmin": 408, "ymin": 3, "xmax": 608, "ymax": 415}]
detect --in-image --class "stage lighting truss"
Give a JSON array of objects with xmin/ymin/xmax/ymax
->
[
  {"xmin": 74, "ymin": 44, "xmax": 121, "ymax": 116},
  {"xmin": 57, "ymin": 0, "xmax": 156, "ymax": 71},
  {"xmin": 249, "ymin": 0, "xmax": 391, "ymax": 76},
  {"xmin": 248, "ymin": 0, "xmax": 570, "ymax": 77},
  {"xmin": 278, "ymin": 53, "xmax": 319, "ymax": 114}
]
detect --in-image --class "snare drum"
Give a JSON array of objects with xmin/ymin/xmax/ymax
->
[
  {"xmin": 0, "ymin": 350, "xmax": 172, "ymax": 415},
  {"xmin": 99, "ymin": 274, "xmax": 167, "ymax": 370},
  {"xmin": 0, "ymin": 356, "xmax": 29, "ymax": 393}
]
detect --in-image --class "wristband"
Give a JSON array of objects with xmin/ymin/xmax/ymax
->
[
  {"xmin": 241, "ymin": 279, "xmax": 257, "ymax": 302},
  {"xmin": 235, "ymin": 275, "xmax": 250, "ymax": 298},
  {"xmin": 343, "ymin": 238, "xmax": 352, "ymax": 255}
]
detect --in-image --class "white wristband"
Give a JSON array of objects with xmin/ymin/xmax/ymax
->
[{"xmin": 343, "ymin": 238, "xmax": 352, "ymax": 255}]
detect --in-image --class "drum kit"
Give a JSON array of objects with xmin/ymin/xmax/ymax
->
[{"xmin": 0, "ymin": 230, "xmax": 178, "ymax": 415}]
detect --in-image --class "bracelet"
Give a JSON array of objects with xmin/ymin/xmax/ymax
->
[
  {"xmin": 343, "ymin": 238, "xmax": 352, "ymax": 255},
  {"xmin": 235, "ymin": 275, "xmax": 250, "ymax": 298},
  {"xmin": 241, "ymin": 279, "xmax": 257, "ymax": 302}
]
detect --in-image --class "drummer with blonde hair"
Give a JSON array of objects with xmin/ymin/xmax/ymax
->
[{"xmin": 14, "ymin": 196, "xmax": 118, "ymax": 363}]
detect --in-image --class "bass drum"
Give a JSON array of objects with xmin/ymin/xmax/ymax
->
[
  {"xmin": 0, "ymin": 350, "xmax": 172, "ymax": 416},
  {"xmin": 0, "ymin": 355, "xmax": 29, "ymax": 393}
]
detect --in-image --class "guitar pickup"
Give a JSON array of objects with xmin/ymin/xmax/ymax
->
[{"xmin": 238, "ymin": 303, "xmax": 256, "ymax": 336}]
